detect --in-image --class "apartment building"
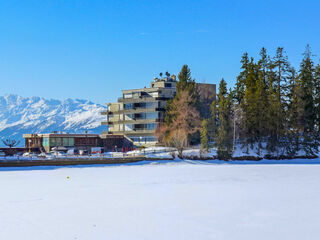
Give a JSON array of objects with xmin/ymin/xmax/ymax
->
[
  {"xmin": 102, "ymin": 75, "xmax": 216, "ymax": 146},
  {"xmin": 102, "ymin": 76, "xmax": 177, "ymax": 146}
]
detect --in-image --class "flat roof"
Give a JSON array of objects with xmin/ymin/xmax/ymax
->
[
  {"xmin": 121, "ymin": 87, "xmax": 161, "ymax": 94},
  {"xmin": 23, "ymin": 133, "xmax": 100, "ymax": 138}
]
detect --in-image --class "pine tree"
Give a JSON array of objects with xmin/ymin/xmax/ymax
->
[
  {"xmin": 200, "ymin": 120, "xmax": 209, "ymax": 154},
  {"xmin": 176, "ymin": 65, "xmax": 192, "ymax": 92},
  {"xmin": 265, "ymin": 47, "xmax": 291, "ymax": 155},
  {"xmin": 299, "ymin": 45, "xmax": 317, "ymax": 154},
  {"xmin": 164, "ymin": 65, "xmax": 192, "ymax": 126},
  {"xmin": 255, "ymin": 48, "xmax": 271, "ymax": 154},
  {"xmin": 215, "ymin": 79, "xmax": 233, "ymax": 159},
  {"xmin": 207, "ymin": 97, "xmax": 218, "ymax": 143},
  {"xmin": 258, "ymin": 47, "xmax": 271, "ymax": 88},
  {"xmin": 241, "ymin": 58, "xmax": 260, "ymax": 152},
  {"xmin": 315, "ymin": 64, "xmax": 320, "ymax": 143},
  {"xmin": 286, "ymin": 67, "xmax": 301, "ymax": 155},
  {"xmin": 176, "ymin": 65, "xmax": 199, "ymax": 103},
  {"xmin": 235, "ymin": 53, "xmax": 249, "ymax": 104}
]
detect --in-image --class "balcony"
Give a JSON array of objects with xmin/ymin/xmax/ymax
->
[
  {"xmin": 108, "ymin": 118, "xmax": 161, "ymax": 125},
  {"xmin": 101, "ymin": 111, "xmax": 109, "ymax": 115},
  {"xmin": 101, "ymin": 121, "xmax": 114, "ymax": 125},
  {"xmin": 124, "ymin": 129, "xmax": 155, "ymax": 134},
  {"xmin": 101, "ymin": 110, "xmax": 115, "ymax": 115},
  {"xmin": 111, "ymin": 107, "xmax": 164, "ymax": 114},
  {"xmin": 118, "ymin": 96, "xmax": 158, "ymax": 103}
]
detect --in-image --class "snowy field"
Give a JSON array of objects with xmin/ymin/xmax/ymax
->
[{"xmin": 0, "ymin": 161, "xmax": 319, "ymax": 240}]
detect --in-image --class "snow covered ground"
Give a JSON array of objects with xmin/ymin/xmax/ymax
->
[{"xmin": 0, "ymin": 161, "xmax": 319, "ymax": 240}]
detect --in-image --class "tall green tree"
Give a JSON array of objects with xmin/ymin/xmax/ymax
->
[
  {"xmin": 266, "ymin": 47, "xmax": 291, "ymax": 154},
  {"xmin": 235, "ymin": 53, "xmax": 249, "ymax": 104},
  {"xmin": 255, "ymin": 48, "xmax": 271, "ymax": 154},
  {"xmin": 176, "ymin": 65, "xmax": 200, "ymax": 104},
  {"xmin": 240, "ymin": 58, "xmax": 260, "ymax": 152},
  {"xmin": 299, "ymin": 45, "xmax": 317, "ymax": 154},
  {"xmin": 285, "ymin": 67, "xmax": 301, "ymax": 155},
  {"xmin": 214, "ymin": 79, "xmax": 233, "ymax": 159},
  {"xmin": 166, "ymin": 64, "xmax": 200, "ymax": 125},
  {"xmin": 207, "ymin": 96, "xmax": 218, "ymax": 143},
  {"xmin": 315, "ymin": 63, "xmax": 320, "ymax": 140},
  {"xmin": 200, "ymin": 120, "xmax": 209, "ymax": 153}
]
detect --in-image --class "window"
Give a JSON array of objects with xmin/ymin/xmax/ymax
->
[
  {"xmin": 124, "ymin": 103, "xmax": 133, "ymax": 110},
  {"xmin": 43, "ymin": 138, "xmax": 49, "ymax": 147},
  {"xmin": 63, "ymin": 138, "xmax": 74, "ymax": 146},
  {"xmin": 50, "ymin": 138, "xmax": 56, "ymax": 146},
  {"xmin": 146, "ymin": 112, "xmax": 158, "ymax": 119},
  {"xmin": 63, "ymin": 138, "xmax": 69, "ymax": 146},
  {"xmin": 165, "ymin": 83, "xmax": 172, "ymax": 88},
  {"xmin": 56, "ymin": 138, "xmax": 62, "ymax": 146},
  {"xmin": 145, "ymin": 102, "xmax": 156, "ymax": 108},
  {"xmin": 149, "ymin": 91, "xmax": 158, "ymax": 97},
  {"xmin": 125, "ymin": 124, "xmax": 133, "ymax": 131},
  {"xmin": 123, "ymin": 93, "xmax": 132, "ymax": 99},
  {"xmin": 146, "ymin": 123, "xmax": 156, "ymax": 130}
]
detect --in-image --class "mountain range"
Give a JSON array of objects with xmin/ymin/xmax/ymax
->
[{"xmin": 0, "ymin": 94, "xmax": 107, "ymax": 147}]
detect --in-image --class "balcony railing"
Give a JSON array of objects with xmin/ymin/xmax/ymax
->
[{"xmin": 110, "ymin": 107, "xmax": 164, "ymax": 114}]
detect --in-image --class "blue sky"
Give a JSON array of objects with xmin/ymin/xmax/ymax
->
[{"xmin": 0, "ymin": 0, "xmax": 319, "ymax": 104}]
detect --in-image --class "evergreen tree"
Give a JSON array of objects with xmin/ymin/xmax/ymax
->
[
  {"xmin": 176, "ymin": 65, "xmax": 199, "ymax": 103},
  {"xmin": 258, "ymin": 47, "xmax": 271, "ymax": 88},
  {"xmin": 315, "ymin": 64, "xmax": 320, "ymax": 141},
  {"xmin": 286, "ymin": 67, "xmax": 301, "ymax": 155},
  {"xmin": 231, "ymin": 46, "xmax": 320, "ymax": 157},
  {"xmin": 207, "ymin": 97, "xmax": 218, "ymax": 143},
  {"xmin": 166, "ymin": 65, "xmax": 200, "ymax": 125},
  {"xmin": 200, "ymin": 120, "xmax": 209, "ymax": 153},
  {"xmin": 214, "ymin": 79, "xmax": 233, "ymax": 159},
  {"xmin": 266, "ymin": 47, "xmax": 291, "ymax": 155},
  {"xmin": 255, "ymin": 48, "xmax": 271, "ymax": 154},
  {"xmin": 241, "ymin": 58, "xmax": 260, "ymax": 152},
  {"xmin": 176, "ymin": 65, "xmax": 192, "ymax": 92},
  {"xmin": 235, "ymin": 53, "xmax": 249, "ymax": 104},
  {"xmin": 299, "ymin": 45, "xmax": 317, "ymax": 154}
]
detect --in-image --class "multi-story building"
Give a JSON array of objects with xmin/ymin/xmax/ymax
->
[
  {"xmin": 102, "ymin": 76, "xmax": 177, "ymax": 146},
  {"xmin": 102, "ymin": 76, "xmax": 216, "ymax": 146}
]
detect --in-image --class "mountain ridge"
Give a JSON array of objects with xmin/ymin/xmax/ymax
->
[{"xmin": 0, "ymin": 94, "xmax": 107, "ymax": 146}]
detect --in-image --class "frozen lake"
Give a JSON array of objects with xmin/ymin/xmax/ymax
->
[{"xmin": 0, "ymin": 161, "xmax": 319, "ymax": 240}]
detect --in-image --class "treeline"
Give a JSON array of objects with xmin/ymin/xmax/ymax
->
[{"xmin": 157, "ymin": 45, "xmax": 320, "ymax": 159}]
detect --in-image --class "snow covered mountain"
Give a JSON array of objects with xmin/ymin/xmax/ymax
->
[{"xmin": 0, "ymin": 94, "xmax": 107, "ymax": 146}]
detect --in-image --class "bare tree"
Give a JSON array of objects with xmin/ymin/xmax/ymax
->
[
  {"xmin": 2, "ymin": 138, "xmax": 20, "ymax": 148},
  {"xmin": 156, "ymin": 90, "xmax": 201, "ymax": 158}
]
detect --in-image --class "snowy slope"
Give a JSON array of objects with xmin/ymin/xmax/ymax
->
[
  {"xmin": 0, "ymin": 94, "xmax": 107, "ymax": 146},
  {"xmin": 0, "ymin": 162, "xmax": 319, "ymax": 240}
]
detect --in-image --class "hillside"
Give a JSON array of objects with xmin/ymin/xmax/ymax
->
[{"xmin": 0, "ymin": 94, "xmax": 107, "ymax": 146}]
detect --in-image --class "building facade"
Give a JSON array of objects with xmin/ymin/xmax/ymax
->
[
  {"xmin": 102, "ymin": 76, "xmax": 177, "ymax": 146},
  {"xmin": 23, "ymin": 133, "xmax": 133, "ymax": 153},
  {"xmin": 102, "ymin": 76, "xmax": 216, "ymax": 146},
  {"xmin": 23, "ymin": 133, "xmax": 101, "ymax": 153}
]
